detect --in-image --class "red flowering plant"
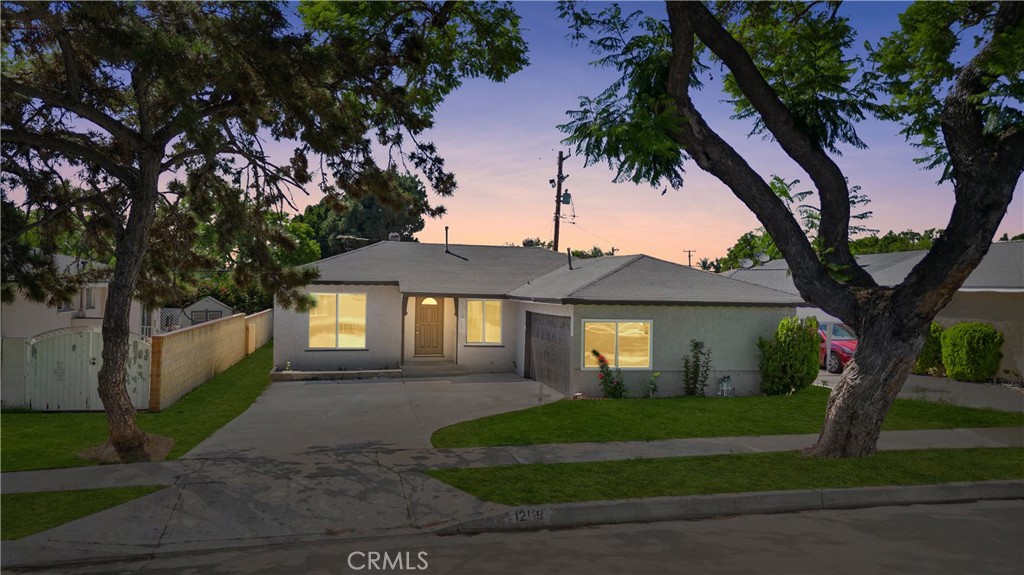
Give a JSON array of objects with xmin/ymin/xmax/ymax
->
[{"xmin": 591, "ymin": 349, "xmax": 626, "ymax": 398}]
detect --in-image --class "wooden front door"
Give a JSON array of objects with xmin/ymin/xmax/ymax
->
[{"xmin": 414, "ymin": 297, "xmax": 444, "ymax": 356}]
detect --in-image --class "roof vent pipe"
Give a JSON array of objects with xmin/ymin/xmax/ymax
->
[
  {"xmin": 567, "ymin": 248, "xmax": 573, "ymax": 270},
  {"xmin": 388, "ymin": 232, "xmax": 401, "ymax": 242},
  {"xmin": 445, "ymin": 226, "xmax": 450, "ymax": 253}
]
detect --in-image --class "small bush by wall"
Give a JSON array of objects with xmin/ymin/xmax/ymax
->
[
  {"xmin": 759, "ymin": 316, "xmax": 819, "ymax": 396},
  {"xmin": 941, "ymin": 322, "xmax": 1003, "ymax": 382},
  {"xmin": 681, "ymin": 339, "xmax": 712, "ymax": 397},
  {"xmin": 912, "ymin": 322, "xmax": 945, "ymax": 376}
]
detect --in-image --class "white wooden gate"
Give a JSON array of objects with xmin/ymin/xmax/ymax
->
[{"xmin": 26, "ymin": 327, "xmax": 150, "ymax": 411}]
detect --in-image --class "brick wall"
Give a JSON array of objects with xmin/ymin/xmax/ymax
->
[{"xmin": 149, "ymin": 309, "xmax": 271, "ymax": 411}]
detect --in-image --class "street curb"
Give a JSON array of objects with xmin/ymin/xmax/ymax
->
[{"xmin": 437, "ymin": 480, "xmax": 1024, "ymax": 535}]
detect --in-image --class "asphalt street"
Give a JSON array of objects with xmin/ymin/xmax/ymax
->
[{"xmin": 22, "ymin": 500, "xmax": 1024, "ymax": 575}]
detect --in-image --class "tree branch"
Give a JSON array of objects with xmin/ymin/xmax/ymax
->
[
  {"xmin": 895, "ymin": 2, "xmax": 1024, "ymax": 322},
  {"xmin": 664, "ymin": 2, "xmax": 861, "ymax": 322},
  {"xmin": 682, "ymin": 2, "xmax": 873, "ymax": 287},
  {"xmin": 1, "ymin": 75, "xmax": 144, "ymax": 150},
  {"xmin": 1, "ymin": 129, "xmax": 138, "ymax": 188}
]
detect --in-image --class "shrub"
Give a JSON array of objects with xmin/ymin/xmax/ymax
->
[
  {"xmin": 941, "ymin": 322, "xmax": 1003, "ymax": 382},
  {"xmin": 912, "ymin": 322, "xmax": 945, "ymax": 376},
  {"xmin": 646, "ymin": 372, "xmax": 661, "ymax": 398},
  {"xmin": 681, "ymin": 340, "xmax": 712, "ymax": 396},
  {"xmin": 759, "ymin": 316, "xmax": 819, "ymax": 396},
  {"xmin": 592, "ymin": 350, "xmax": 626, "ymax": 398}
]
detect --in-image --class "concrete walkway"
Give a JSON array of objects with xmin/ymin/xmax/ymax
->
[
  {"xmin": 3, "ymin": 371, "xmax": 1022, "ymax": 570},
  {"xmin": 2, "ymin": 427, "xmax": 1022, "ymax": 569}
]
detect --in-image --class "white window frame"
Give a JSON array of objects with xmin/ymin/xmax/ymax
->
[
  {"xmin": 465, "ymin": 299, "xmax": 502, "ymax": 345},
  {"xmin": 308, "ymin": 292, "xmax": 368, "ymax": 350},
  {"xmin": 581, "ymin": 319, "xmax": 653, "ymax": 370},
  {"xmin": 85, "ymin": 287, "xmax": 96, "ymax": 310}
]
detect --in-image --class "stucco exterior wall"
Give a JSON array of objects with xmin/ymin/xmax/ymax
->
[
  {"xmin": 936, "ymin": 291, "xmax": 1023, "ymax": 376},
  {"xmin": 0, "ymin": 286, "xmax": 154, "ymax": 338},
  {"xmin": 1, "ymin": 337, "xmax": 28, "ymax": 408},
  {"xmin": 570, "ymin": 304, "xmax": 793, "ymax": 397},
  {"xmin": 453, "ymin": 298, "xmax": 519, "ymax": 372},
  {"xmin": 2, "ymin": 294, "xmax": 78, "ymax": 337},
  {"xmin": 274, "ymin": 284, "xmax": 403, "ymax": 371}
]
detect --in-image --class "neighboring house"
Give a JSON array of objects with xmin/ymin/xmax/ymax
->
[
  {"xmin": 183, "ymin": 296, "xmax": 233, "ymax": 326},
  {"xmin": 274, "ymin": 241, "xmax": 802, "ymax": 397},
  {"xmin": 723, "ymin": 241, "xmax": 1024, "ymax": 377},
  {"xmin": 1, "ymin": 254, "xmax": 157, "ymax": 410},
  {"xmin": 0, "ymin": 254, "xmax": 158, "ymax": 338}
]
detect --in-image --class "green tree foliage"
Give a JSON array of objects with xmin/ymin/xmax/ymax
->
[
  {"xmin": 941, "ymin": 322, "xmax": 1004, "ymax": 383},
  {"xmin": 557, "ymin": 1, "xmax": 1023, "ymax": 456},
  {"xmin": 849, "ymin": 229, "xmax": 943, "ymax": 255},
  {"xmin": 515, "ymin": 238, "xmax": 615, "ymax": 259},
  {"xmin": 998, "ymin": 233, "xmax": 1024, "ymax": 242},
  {"xmin": 297, "ymin": 173, "xmax": 430, "ymax": 258},
  {"xmin": 720, "ymin": 176, "xmax": 875, "ymax": 270},
  {"xmin": 759, "ymin": 317, "xmax": 820, "ymax": 396},
  {"xmin": 912, "ymin": 322, "xmax": 946, "ymax": 376},
  {"xmin": 681, "ymin": 339, "xmax": 712, "ymax": 396},
  {"xmin": 1, "ymin": 0, "xmax": 527, "ymax": 458}
]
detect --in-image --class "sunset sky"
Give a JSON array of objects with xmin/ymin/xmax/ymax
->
[{"xmin": 289, "ymin": 1, "xmax": 1022, "ymax": 266}]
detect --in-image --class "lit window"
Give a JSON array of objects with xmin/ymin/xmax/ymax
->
[
  {"xmin": 583, "ymin": 320, "xmax": 651, "ymax": 369},
  {"xmin": 309, "ymin": 293, "xmax": 366, "ymax": 349},
  {"xmin": 467, "ymin": 299, "xmax": 502, "ymax": 344}
]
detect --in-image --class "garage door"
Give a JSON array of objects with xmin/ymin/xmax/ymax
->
[{"xmin": 525, "ymin": 312, "xmax": 571, "ymax": 395}]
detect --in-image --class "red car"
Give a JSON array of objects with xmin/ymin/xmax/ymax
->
[{"xmin": 819, "ymin": 323, "xmax": 858, "ymax": 373}]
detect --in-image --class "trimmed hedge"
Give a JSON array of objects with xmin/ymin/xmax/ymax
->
[
  {"xmin": 941, "ymin": 322, "xmax": 1003, "ymax": 382},
  {"xmin": 912, "ymin": 322, "xmax": 945, "ymax": 376},
  {"xmin": 759, "ymin": 316, "xmax": 820, "ymax": 395}
]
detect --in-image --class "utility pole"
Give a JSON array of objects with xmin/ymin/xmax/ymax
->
[
  {"xmin": 683, "ymin": 249, "xmax": 696, "ymax": 267},
  {"xmin": 551, "ymin": 151, "xmax": 568, "ymax": 252}
]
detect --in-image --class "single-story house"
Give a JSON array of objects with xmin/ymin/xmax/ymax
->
[
  {"xmin": 723, "ymin": 241, "xmax": 1024, "ymax": 376},
  {"xmin": 1, "ymin": 254, "xmax": 158, "ymax": 339},
  {"xmin": 183, "ymin": 296, "xmax": 233, "ymax": 326},
  {"xmin": 274, "ymin": 241, "xmax": 803, "ymax": 397}
]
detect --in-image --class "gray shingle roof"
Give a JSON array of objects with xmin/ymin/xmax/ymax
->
[
  {"xmin": 509, "ymin": 255, "xmax": 803, "ymax": 306},
  {"xmin": 723, "ymin": 241, "xmax": 1024, "ymax": 295},
  {"xmin": 308, "ymin": 242, "xmax": 567, "ymax": 296}
]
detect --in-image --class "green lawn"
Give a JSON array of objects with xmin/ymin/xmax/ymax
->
[
  {"xmin": 427, "ymin": 447, "xmax": 1024, "ymax": 505},
  {"xmin": 1, "ymin": 486, "xmax": 165, "ymax": 540},
  {"xmin": 1, "ymin": 342, "xmax": 273, "ymax": 472},
  {"xmin": 432, "ymin": 386, "xmax": 1024, "ymax": 448}
]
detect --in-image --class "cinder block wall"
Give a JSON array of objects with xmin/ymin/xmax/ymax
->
[
  {"xmin": 245, "ymin": 309, "xmax": 273, "ymax": 354},
  {"xmin": 149, "ymin": 314, "xmax": 247, "ymax": 411}
]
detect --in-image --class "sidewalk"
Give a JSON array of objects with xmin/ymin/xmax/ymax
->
[{"xmin": 2, "ymin": 427, "xmax": 1022, "ymax": 569}]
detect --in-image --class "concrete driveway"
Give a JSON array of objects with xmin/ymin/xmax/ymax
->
[{"xmin": 185, "ymin": 373, "xmax": 561, "ymax": 459}]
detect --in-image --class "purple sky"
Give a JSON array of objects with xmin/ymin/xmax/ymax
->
[{"xmin": 322, "ymin": 1, "xmax": 1021, "ymax": 265}]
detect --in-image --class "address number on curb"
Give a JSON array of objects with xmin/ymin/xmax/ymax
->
[{"xmin": 507, "ymin": 508, "xmax": 547, "ymax": 523}]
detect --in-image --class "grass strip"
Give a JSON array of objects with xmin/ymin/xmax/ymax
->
[
  {"xmin": 1, "ymin": 342, "xmax": 273, "ymax": 472},
  {"xmin": 426, "ymin": 447, "xmax": 1024, "ymax": 506},
  {"xmin": 432, "ymin": 385, "xmax": 1024, "ymax": 448},
  {"xmin": 1, "ymin": 486, "xmax": 165, "ymax": 540}
]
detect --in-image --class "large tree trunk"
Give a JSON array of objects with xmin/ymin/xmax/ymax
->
[
  {"xmin": 97, "ymin": 156, "xmax": 161, "ymax": 460},
  {"xmin": 811, "ymin": 318, "xmax": 926, "ymax": 457}
]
